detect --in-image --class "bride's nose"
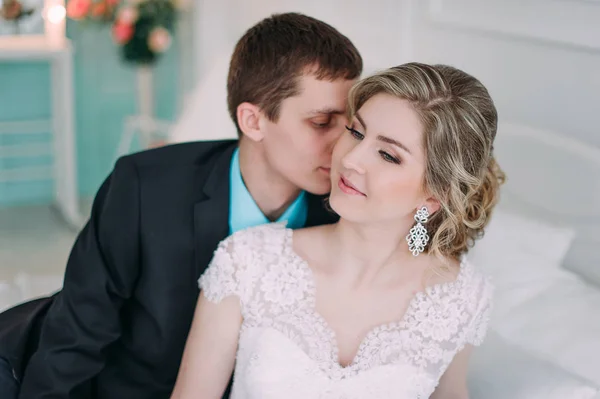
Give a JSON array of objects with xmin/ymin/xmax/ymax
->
[{"xmin": 341, "ymin": 143, "xmax": 367, "ymax": 175}]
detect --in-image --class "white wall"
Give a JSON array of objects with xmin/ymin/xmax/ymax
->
[
  {"xmin": 179, "ymin": 0, "xmax": 600, "ymax": 148},
  {"xmin": 193, "ymin": 0, "xmax": 412, "ymax": 77},
  {"xmin": 410, "ymin": 0, "xmax": 600, "ymax": 148}
]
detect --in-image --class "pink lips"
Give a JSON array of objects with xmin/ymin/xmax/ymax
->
[{"xmin": 338, "ymin": 175, "xmax": 366, "ymax": 196}]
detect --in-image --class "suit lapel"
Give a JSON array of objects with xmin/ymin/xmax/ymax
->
[{"xmin": 193, "ymin": 142, "xmax": 237, "ymax": 277}]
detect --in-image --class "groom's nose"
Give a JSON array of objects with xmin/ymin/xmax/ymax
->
[{"xmin": 327, "ymin": 125, "xmax": 345, "ymax": 152}]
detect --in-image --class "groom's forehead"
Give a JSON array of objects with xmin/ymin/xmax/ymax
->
[{"xmin": 292, "ymin": 74, "xmax": 355, "ymax": 109}]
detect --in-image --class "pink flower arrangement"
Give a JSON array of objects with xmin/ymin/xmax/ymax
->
[
  {"xmin": 111, "ymin": 19, "xmax": 134, "ymax": 44},
  {"xmin": 147, "ymin": 26, "xmax": 171, "ymax": 53},
  {"xmin": 67, "ymin": 0, "xmax": 117, "ymax": 22},
  {"xmin": 67, "ymin": 0, "xmax": 185, "ymax": 65}
]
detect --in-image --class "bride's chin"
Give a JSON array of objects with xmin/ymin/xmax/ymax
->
[{"xmin": 327, "ymin": 196, "xmax": 361, "ymax": 222}]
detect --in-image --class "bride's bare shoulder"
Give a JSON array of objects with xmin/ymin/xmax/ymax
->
[
  {"xmin": 423, "ymin": 255, "xmax": 463, "ymax": 286},
  {"xmin": 290, "ymin": 224, "xmax": 336, "ymax": 264}
]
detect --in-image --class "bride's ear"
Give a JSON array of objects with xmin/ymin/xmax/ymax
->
[{"xmin": 423, "ymin": 197, "xmax": 441, "ymax": 216}]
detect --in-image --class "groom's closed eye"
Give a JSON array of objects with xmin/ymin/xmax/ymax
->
[
  {"xmin": 311, "ymin": 117, "xmax": 332, "ymax": 129},
  {"xmin": 308, "ymin": 108, "xmax": 346, "ymax": 129}
]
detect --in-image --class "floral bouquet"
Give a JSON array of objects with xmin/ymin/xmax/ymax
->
[
  {"xmin": 66, "ymin": 0, "xmax": 120, "ymax": 23},
  {"xmin": 66, "ymin": 0, "xmax": 186, "ymax": 65}
]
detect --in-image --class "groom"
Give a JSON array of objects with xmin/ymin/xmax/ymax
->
[{"xmin": 0, "ymin": 12, "xmax": 362, "ymax": 399}]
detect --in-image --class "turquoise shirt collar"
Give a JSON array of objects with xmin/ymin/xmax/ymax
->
[{"xmin": 229, "ymin": 147, "xmax": 307, "ymax": 234}]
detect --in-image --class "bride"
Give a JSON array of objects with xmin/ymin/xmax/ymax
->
[{"xmin": 170, "ymin": 62, "xmax": 504, "ymax": 399}]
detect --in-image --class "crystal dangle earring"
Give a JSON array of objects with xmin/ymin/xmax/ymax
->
[{"xmin": 406, "ymin": 206, "xmax": 430, "ymax": 256}]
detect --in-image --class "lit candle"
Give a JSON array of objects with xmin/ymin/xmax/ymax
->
[
  {"xmin": 43, "ymin": 0, "xmax": 66, "ymax": 48},
  {"xmin": 46, "ymin": 4, "xmax": 66, "ymax": 24}
]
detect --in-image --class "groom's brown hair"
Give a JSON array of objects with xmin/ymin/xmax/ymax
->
[{"xmin": 227, "ymin": 12, "xmax": 363, "ymax": 136}]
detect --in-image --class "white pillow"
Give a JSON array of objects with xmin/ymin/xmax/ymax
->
[
  {"xmin": 468, "ymin": 331, "xmax": 599, "ymax": 399},
  {"xmin": 564, "ymin": 236, "xmax": 600, "ymax": 288},
  {"xmin": 469, "ymin": 209, "xmax": 576, "ymax": 319},
  {"xmin": 472, "ymin": 209, "xmax": 576, "ymax": 269}
]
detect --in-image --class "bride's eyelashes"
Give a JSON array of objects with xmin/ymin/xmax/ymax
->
[
  {"xmin": 379, "ymin": 151, "xmax": 400, "ymax": 164},
  {"xmin": 344, "ymin": 125, "xmax": 401, "ymax": 165},
  {"xmin": 345, "ymin": 125, "xmax": 364, "ymax": 140}
]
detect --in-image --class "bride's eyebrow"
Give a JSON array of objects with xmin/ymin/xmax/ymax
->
[
  {"xmin": 377, "ymin": 135, "xmax": 412, "ymax": 155},
  {"xmin": 356, "ymin": 111, "xmax": 412, "ymax": 155}
]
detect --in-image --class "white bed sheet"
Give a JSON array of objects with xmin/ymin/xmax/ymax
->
[
  {"xmin": 492, "ymin": 272, "xmax": 600, "ymax": 386},
  {"xmin": 469, "ymin": 208, "xmax": 600, "ymax": 386},
  {"xmin": 469, "ymin": 331, "xmax": 599, "ymax": 399}
]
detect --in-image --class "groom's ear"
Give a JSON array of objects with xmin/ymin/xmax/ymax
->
[{"xmin": 237, "ymin": 102, "xmax": 264, "ymax": 142}]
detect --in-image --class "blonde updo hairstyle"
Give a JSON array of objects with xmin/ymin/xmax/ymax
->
[{"xmin": 347, "ymin": 63, "xmax": 506, "ymax": 261}]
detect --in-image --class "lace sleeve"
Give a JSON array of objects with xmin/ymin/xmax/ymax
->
[
  {"xmin": 198, "ymin": 235, "xmax": 240, "ymax": 303},
  {"xmin": 198, "ymin": 225, "xmax": 279, "ymax": 305},
  {"xmin": 465, "ymin": 276, "xmax": 494, "ymax": 346}
]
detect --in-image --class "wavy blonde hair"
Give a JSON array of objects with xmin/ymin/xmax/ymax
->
[{"xmin": 348, "ymin": 63, "xmax": 506, "ymax": 260}]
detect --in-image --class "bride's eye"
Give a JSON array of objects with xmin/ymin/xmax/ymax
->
[
  {"xmin": 379, "ymin": 151, "xmax": 400, "ymax": 164},
  {"xmin": 345, "ymin": 125, "xmax": 364, "ymax": 140}
]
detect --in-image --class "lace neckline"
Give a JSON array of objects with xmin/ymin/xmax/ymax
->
[{"xmin": 284, "ymin": 227, "xmax": 468, "ymax": 377}]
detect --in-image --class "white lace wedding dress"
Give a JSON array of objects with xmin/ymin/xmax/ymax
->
[{"xmin": 199, "ymin": 223, "xmax": 493, "ymax": 399}]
